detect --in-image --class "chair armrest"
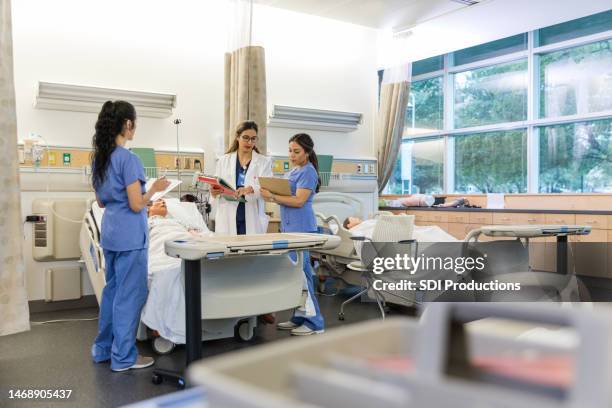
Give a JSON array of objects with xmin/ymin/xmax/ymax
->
[
  {"xmin": 350, "ymin": 236, "xmax": 372, "ymax": 242},
  {"xmin": 398, "ymin": 239, "xmax": 416, "ymax": 244}
]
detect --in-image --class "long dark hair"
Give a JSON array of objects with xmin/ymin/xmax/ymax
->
[
  {"xmin": 91, "ymin": 100, "xmax": 136, "ymax": 189},
  {"xmin": 226, "ymin": 120, "xmax": 260, "ymax": 154},
  {"xmin": 289, "ymin": 133, "xmax": 321, "ymax": 193}
]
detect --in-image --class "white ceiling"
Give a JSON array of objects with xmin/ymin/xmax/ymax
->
[{"xmin": 254, "ymin": 0, "xmax": 470, "ymax": 30}]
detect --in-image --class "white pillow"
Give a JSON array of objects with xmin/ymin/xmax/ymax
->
[{"xmin": 165, "ymin": 198, "xmax": 209, "ymax": 232}]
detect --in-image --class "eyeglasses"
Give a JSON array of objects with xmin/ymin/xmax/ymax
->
[{"xmin": 240, "ymin": 135, "xmax": 258, "ymax": 143}]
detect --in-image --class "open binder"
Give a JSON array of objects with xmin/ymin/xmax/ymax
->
[{"xmin": 197, "ymin": 175, "xmax": 245, "ymax": 202}]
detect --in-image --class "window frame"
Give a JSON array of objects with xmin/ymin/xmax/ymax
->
[{"xmin": 389, "ymin": 22, "xmax": 612, "ymax": 195}]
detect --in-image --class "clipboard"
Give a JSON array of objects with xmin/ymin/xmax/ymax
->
[
  {"xmin": 258, "ymin": 177, "xmax": 292, "ymax": 196},
  {"xmin": 197, "ymin": 175, "xmax": 246, "ymax": 203}
]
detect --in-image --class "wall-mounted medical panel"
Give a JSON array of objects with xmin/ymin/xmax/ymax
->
[
  {"xmin": 18, "ymin": 145, "xmax": 205, "ymax": 173},
  {"xmin": 35, "ymin": 82, "xmax": 177, "ymax": 118},
  {"xmin": 268, "ymin": 105, "xmax": 363, "ymax": 132},
  {"xmin": 271, "ymin": 156, "xmax": 377, "ymax": 177},
  {"xmin": 32, "ymin": 198, "xmax": 88, "ymax": 261}
]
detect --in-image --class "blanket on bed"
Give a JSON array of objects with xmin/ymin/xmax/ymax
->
[{"xmin": 141, "ymin": 217, "xmax": 213, "ymax": 343}]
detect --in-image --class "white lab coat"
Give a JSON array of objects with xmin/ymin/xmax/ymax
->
[{"xmin": 213, "ymin": 151, "xmax": 273, "ymax": 235}]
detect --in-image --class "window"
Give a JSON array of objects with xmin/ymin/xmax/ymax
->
[
  {"xmin": 455, "ymin": 130, "xmax": 527, "ymax": 193},
  {"xmin": 539, "ymin": 119, "xmax": 612, "ymax": 193},
  {"xmin": 539, "ymin": 39, "xmax": 612, "ymax": 118},
  {"xmin": 380, "ymin": 10, "xmax": 612, "ymax": 195},
  {"xmin": 384, "ymin": 138, "xmax": 444, "ymax": 195},
  {"xmin": 412, "ymin": 55, "xmax": 444, "ymax": 76},
  {"xmin": 405, "ymin": 77, "xmax": 443, "ymax": 136},
  {"xmin": 454, "ymin": 59, "xmax": 528, "ymax": 128},
  {"xmin": 452, "ymin": 34, "xmax": 527, "ymax": 66},
  {"xmin": 536, "ymin": 9, "xmax": 612, "ymax": 47}
]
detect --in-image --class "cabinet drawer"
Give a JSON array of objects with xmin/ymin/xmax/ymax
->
[
  {"xmin": 448, "ymin": 213, "xmax": 470, "ymax": 224},
  {"xmin": 447, "ymin": 223, "xmax": 467, "ymax": 240},
  {"xmin": 576, "ymin": 214, "xmax": 608, "ymax": 230},
  {"xmin": 428, "ymin": 212, "xmax": 449, "ymax": 223},
  {"xmin": 413, "ymin": 212, "xmax": 429, "ymax": 222},
  {"xmin": 575, "ymin": 229, "xmax": 608, "ymax": 243},
  {"xmin": 469, "ymin": 213, "xmax": 493, "ymax": 225},
  {"xmin": 493, "ymin": 213, "xmax": 546, "ymax": 225},
  {"xmin": 544, "ymin": 214, "xmax": 576, "ymax": 225}
]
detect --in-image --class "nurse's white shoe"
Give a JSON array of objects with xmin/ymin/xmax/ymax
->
[
  {"xmin": 277, "ymin": 321, "xmax": 299, "ymax": 330},
  {"xmin": 290, "ymin": 325, "xmax": 324, "ymax": 336},
  {"xmin": 112, "ymin": 355, "xmax": 155, "ymax": 372}
]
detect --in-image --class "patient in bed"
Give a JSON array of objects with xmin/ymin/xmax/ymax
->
[
  {"xmin": 148, "ymin": 199, "xmax": 206, "ymax": 235},
  {"xmin": 141, "ymin": 198, "xmax": 214, "ymax": 344},
  {"xmin": 342, "ymin": 216, "xmax": 457, "ymax": 242}
]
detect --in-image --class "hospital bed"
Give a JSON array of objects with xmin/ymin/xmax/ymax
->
[
  {"xmin": 309, "ymin": 200, "xmax": 593, "ymax": 310},
  {"xmin": 152, "ymin": 232, "xmax": 341, "ymax": 387},
  {"xmin": 311, "ymin": 192, "xmax": 390, "ymax": 290},
  {"xmin": 80, "ymin": 200, "xmax": 339, "ymax": 359}
]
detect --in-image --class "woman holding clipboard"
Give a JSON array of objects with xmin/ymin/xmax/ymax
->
[
  {"xmin": 211, "ymin": 121, "xmax": 272, "ymax": 235},
  {"xmin": 260, "ymin": 133, "xmax": 324, "ymax": 336}
]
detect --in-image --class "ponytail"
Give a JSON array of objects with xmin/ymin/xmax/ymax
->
[
  {"xmin": 289, "ymin": 133, "xmax": 321, "ymax": 193},
  {"xmin": 91, "ymin": 100, "xmax": 136, "ymax": 189}
]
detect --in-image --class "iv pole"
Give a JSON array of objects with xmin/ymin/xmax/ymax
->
[{"xmin": 174, "ymin": 118, "xmax": 182, "ymax": 197}]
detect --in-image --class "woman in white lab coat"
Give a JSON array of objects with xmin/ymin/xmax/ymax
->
[{"xmin": 212, "ymin": 121, "xmax": 272, "ymax": 235}]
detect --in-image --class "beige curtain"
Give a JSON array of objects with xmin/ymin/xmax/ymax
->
[
  {"xmin": 224, "ymin": 45, "xmax": 267, "ymax": 153},
  {"xmin": 0, "ymin": 0, "xmax": 30, "ymax": 336},
  {"xmin": 376, "ymin": 81, "xmax": 410, "ymax": 193}
]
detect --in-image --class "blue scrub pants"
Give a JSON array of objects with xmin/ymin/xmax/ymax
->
[
  {"xmin": 92, "ymin": 248, "xmax": 148, "ymax": 370},
  {"xmin": 289, "ymin": 250, "xmax": 324, "ymax": 331}
]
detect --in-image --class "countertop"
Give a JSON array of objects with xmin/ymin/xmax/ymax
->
[{"xmin": 379, "ymin": 206, "xmax": 612, "ymax": 215}]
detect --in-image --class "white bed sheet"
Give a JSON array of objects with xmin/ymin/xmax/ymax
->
[{"xmin": 141, "ymin": 217, "xmax": 213, "ymax": 344}]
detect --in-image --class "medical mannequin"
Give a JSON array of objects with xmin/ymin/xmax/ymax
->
[
  {"xmin": 90, "ymin": 100, "xmax": 170, "ymax": 372},
  {"xmin": 212, "ymin": 121, "xmax": 272, "ymax": 235},
  {"xmin": 261, "ymin": 133, "xmax": 325, "ymax": 336}
]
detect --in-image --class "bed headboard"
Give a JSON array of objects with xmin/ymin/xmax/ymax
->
[{"xmin": 313, "ymin": 192, "xmax": 363, "ymax": 223}]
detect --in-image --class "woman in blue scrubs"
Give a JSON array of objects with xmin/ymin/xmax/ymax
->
[
  {"xmin": 260, "ymin": 133, "xmax": 324, "ymax": 336},
  {"xmin": 90, "ymin": 100, "xmax": 170, "ymax": 372}
]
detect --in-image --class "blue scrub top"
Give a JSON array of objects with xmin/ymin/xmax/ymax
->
[
  {"xmin": 280, "ymin": 162, "xmax": 318, "ymax": 233},
  {"xmin": 96, "ymin": 146, "xmax": 148, "ymax": 251}
]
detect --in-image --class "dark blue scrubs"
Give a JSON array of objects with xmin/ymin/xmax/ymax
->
[{"xmin": 235, "ymin": 157, "xmax": 250, "ymax": 235}]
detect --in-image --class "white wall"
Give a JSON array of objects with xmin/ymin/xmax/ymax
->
[
  {"xmin": 12, "ymin": 0, "xmax": 379, "ymax": 169},
  {"xmin": 378, "ymin": 0, "xmax": 612, "ymax": 67},
  {"xmin": 11, "ymin": 0, "xmax": 379, "ymax": 301},
  {"xmin": 253, "ymin": 5, "xmax": 378, "ymax": 158}
]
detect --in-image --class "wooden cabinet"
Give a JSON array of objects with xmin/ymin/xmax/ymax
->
[
  {"xmin": 493, "ymin": 213, "xmax": 545, "ymax": 225},
  {"xmin": 448, "ymin": 213, "xmax": 470, "ymax": 224},
  {"xmin": 392, "ymin": 209, "xmax": 612, "ymax": 278},
  {"xmin": 469, "ymin": 213, "xmax": 493, "ymax": 225},
  {"xmin": 545, "ymin": 214, "xmax": 576, "ymax": 225},
  {"xmin": 576, "ymin": 214, "xmax": 608, "ymax": 230}
]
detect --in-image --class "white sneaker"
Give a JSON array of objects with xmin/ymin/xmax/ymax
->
[
  {"xmin": 290, "ymin": 325, "xmax": 324, "ymax": 336},
  {"xmin": 277, "ymin": 321, "xmax": 299, "ymax": 331},
  {"xmin": 112, "ymin": 355, "xmax": 155, "ymax": 372}
]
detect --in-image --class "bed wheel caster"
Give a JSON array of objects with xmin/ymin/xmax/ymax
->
[
  {"xmin": 152, "ymin": 373, "xmax": 163, "ymax": 385},
  {"xmin": 152, "ymin": 337, "xmax": 176, "ymax": 355},
  {"xmin": 338, "ymin": 313, "xmax": 345, "ymax": 321},
  {"xmin": 235, "ymin": 320, "xmax": 254, "ymax": 342}
]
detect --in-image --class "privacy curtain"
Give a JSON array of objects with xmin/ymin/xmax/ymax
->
[
  {"xmin": 376, "ymin": 80, "xmax": 410, "ymax": 193},
  {"xmin": 0, "ymin": 0, "xmax": 30, "ymax": 336},
  {"xmin": 224, "ymin": 45, "xmax": 267, "ymax": 153}
]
